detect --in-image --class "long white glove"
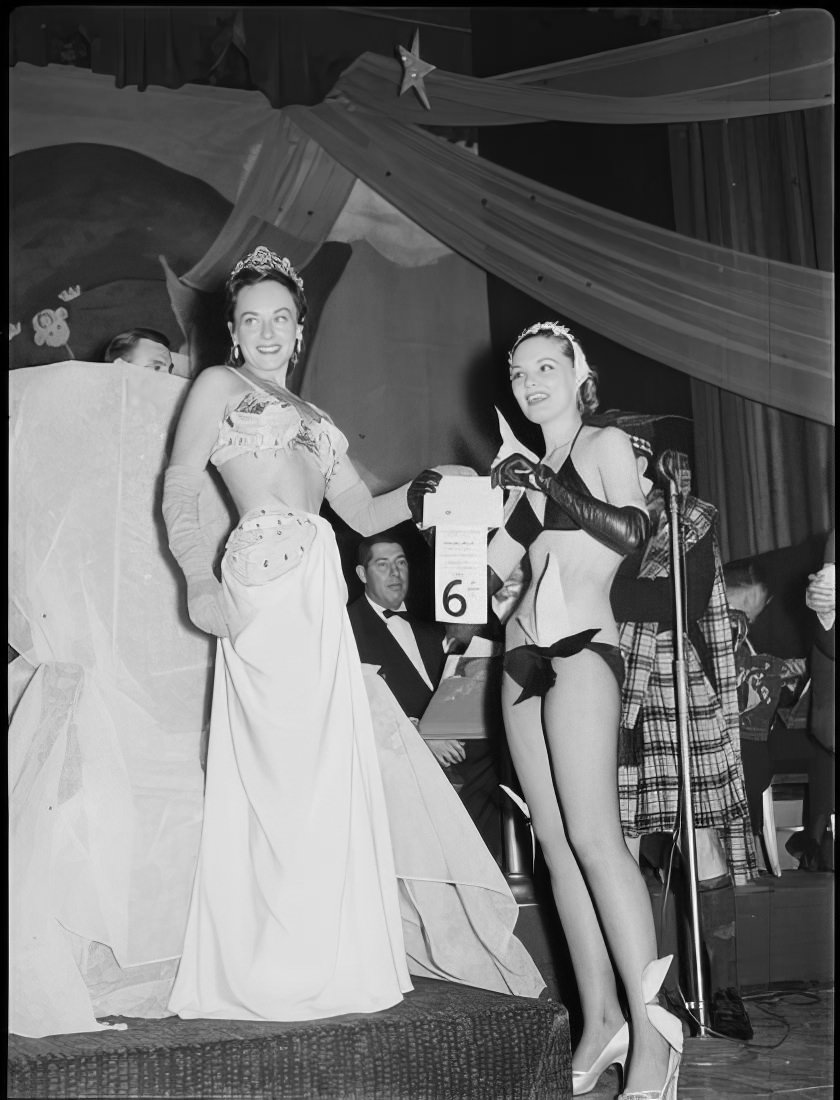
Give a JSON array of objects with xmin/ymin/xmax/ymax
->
[{"xmin": 162, "ymin": 464, "xmax": 229, "ymax": 638}]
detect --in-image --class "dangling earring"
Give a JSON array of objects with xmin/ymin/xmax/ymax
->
[
  {"xmin": 289, "ymin": 328, "xmax": 303, "ymax": 371},
  {"xmin": 231, "ymin": 340, "xmax": 243, "ymax": 366}
]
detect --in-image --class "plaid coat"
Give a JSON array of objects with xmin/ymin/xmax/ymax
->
[{"xmin": 616, "ymin": 496, "xmax": 758, "ymax": 886}]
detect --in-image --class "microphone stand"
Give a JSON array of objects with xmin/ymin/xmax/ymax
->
[{"xmin": 665, "ymin": 476, "xmax": 711, "ymax": 1036}]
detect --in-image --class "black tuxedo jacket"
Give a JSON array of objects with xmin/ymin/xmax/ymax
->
[{"xmin": 347, "ymin": 596, "xmax": 446, "ymax": 721}]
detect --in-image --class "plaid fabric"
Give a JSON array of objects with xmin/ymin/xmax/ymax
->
[{"xmin": 617, "ymin": 497, "xmax": 758, "ymax": 886}]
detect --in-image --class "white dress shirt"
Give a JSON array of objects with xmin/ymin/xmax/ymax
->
[{"xmin": 365, "ymin": 595, "xmax": 434, "ymax": 690}]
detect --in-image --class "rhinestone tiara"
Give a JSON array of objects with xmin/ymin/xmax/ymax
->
[
  {"xmin": 230, "ymin": 246, "xmax": 305, "ymax": 292},
  {"xmin": 508, "ymin": 320, "xmax": 592, "ymax": 386},
  {"xmin": 510, "ymin": 321, "xmax": 575, "ymax": 353}
]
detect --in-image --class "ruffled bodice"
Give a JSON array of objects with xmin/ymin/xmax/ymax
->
[{"xmin": 210, "ymin": 388, "xmax": 348, "ymax": 484}]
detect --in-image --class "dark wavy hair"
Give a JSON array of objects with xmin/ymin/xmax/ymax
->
[
  {"xmin": 577, "ymin": 371, "xmax": 600, "ymax": 417},
  {"xmin": 224, "ymin": 266, "xmax": 309, "ymax": 367},
  {"xmin": 103, "ymin": 327, "xmax": 171, "ymax": 363},
  {"xmin": 723, "ymin": 557, "xmax": 771, "ymax": 594},
  {"xmin": 356, "ymin": 531, "xmax": 406, "ymax": 569}
]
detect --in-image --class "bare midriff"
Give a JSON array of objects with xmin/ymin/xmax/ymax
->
[
  {"xmin": 527, "ymin": 528, "xmax": 623, "ymax": 646},
  {"xmin": 217, "ymin": 447, "xmax": 327, "ymax": 518}
]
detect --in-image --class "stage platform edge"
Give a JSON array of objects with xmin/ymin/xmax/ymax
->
[{"xmin": 8, "ymin": 976, "xmax": 572, "ymax": 1099}]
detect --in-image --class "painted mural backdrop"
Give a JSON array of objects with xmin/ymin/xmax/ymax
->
[{"xmin": 9, "ymin": 143, "xmax": 232, "ymax": 370}]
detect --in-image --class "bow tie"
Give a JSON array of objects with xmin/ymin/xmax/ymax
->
[{"xmin": 383, "ymin": 609, "xmax": 410, "ymax": 620}]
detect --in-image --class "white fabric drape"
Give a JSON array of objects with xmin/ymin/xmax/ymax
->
[
  {"xmin": 332, "ymin": 10, "xmax": 834, "ymax": 125},
  {"xmin": 286, "ymin": 102, "xmax": 833, "ymax": 425},
  {"xmin": 11, "ymin": 38, "xmax": 833, "ymax": 424},
  {"xmin": 9, "ymin": 363, "xmax": 226, "ymax": 1037}
]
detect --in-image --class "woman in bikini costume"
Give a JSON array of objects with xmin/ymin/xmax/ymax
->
[
  {"xmin": 161, "ymin": 246, "xmax": 460, "ymax": 1022},
  {"xmin": 489, "ymin": 322, "xmax": 683, "ymax": 1100}
]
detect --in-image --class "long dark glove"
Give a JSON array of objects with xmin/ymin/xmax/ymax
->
[
  {"xmin": 492, "ymin": 453, "xmax": 650, "ymax": 556},
  {"xmin": 407, "ymin": 468, "xmax": 443, "ymax": 526}
]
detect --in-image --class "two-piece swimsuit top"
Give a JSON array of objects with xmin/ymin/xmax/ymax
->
[
  {"xmin": 505, "ymin": 423, "xmax": 595, "ymax": 549},
  {"xmin": 209, "ymin": 366, "xmax": 348, "ymax": 484},
  {"xmin": 500, "ymin": 424, "xmax": 626, "ymax": 700}
]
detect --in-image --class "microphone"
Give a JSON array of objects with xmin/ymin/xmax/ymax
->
[{"xmin": 656, "ymin": 450, "xmax": 691, "ymax": 495}]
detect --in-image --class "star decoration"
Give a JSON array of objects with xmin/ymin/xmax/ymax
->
[{"xmin": 397, "ymin": 29, "xmax": 435, "ymax": 111}]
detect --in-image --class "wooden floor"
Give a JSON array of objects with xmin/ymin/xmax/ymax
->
[
  {"xmin": 513, "ymin": 862, "xmax": 834, "ymax": 1099},
  {"xmin": 585, "ymin": 983, "xmax": 834, "ymax": 1099}
]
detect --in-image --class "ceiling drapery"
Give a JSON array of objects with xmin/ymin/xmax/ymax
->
[
  {"xmin": 177, "ymin": 7, "xmax": 833, "ymax": 424},
  {"xmin": 182, "ymin": 90, "xmax": 832, "ymax": 425},
  {"xmin": 8, "ymin": 5, "xmax": 473, "ymax": 107},
  {"xmin": 331, "ymin": 10, "xmax": 834, "ymax": 126},
  {"xmin": 12, "ymin": 8, "xmax": 832, "ymax": 424},
  {"xmin": 181, "ymin": 110, "xmax": 356, "ymax": 290}
]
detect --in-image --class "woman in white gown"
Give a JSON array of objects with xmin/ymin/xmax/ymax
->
[
  {"xmin": 9, "ymin": 248, "xmax": 543, "ymax": 1038},
  {"xmin": 163, "ymin": 245, "xmax": 459, "ymax": 1021}
]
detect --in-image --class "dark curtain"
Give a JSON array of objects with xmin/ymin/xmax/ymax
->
[
  {"xmin": 669, "ymin": 111, "xmax": 834, "ymax": 560},
  {"xmin": 9, "ymin": 6, "xmax": 237, "ymax": 90},
  {"xmin": 8, "ymin": 6, "xmax": 472, "ymax": 105}
]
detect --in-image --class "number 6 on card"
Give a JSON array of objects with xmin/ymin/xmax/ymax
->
[{"xmin": 434, "ymin": 526, "xmax": 488, "ymax": 624}]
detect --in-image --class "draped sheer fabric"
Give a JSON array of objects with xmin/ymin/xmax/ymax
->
[
  {"xmin": 9, "ymin": 363, "xmax": 226, "ymax": 1037},
  {"xmin": 198, "ymin": 101, "xmax": 828, "ymax": 424},
  {"xmin": 15, "ymin": 9, "xmax": 826, "ymax": 121},
  {"xmin": 362, "ymin": 669, "xmax": 544, "ymax": 999},
  {"xmin": 180, "ymin": 111, "xmax": 356, "ymax": 292},
  {"xmin": 331, "ymin": 11, "xmax": 834, "ymax": 126},
  {"xmin": 11, "ymin": 17, "xmax": 833, "ymax": 424},
  {"xmin": 173, "ymin": 23, "xmax": 831, "ymax": 424}
]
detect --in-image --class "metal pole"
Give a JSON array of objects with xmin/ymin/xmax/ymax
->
[
  {"xmin": 667, "ymin": 481, "xmax": 711, "ymax": 1036},
  {"xmin": 501, "ymin": 744, "xmax": 536, "ymax": 904}
]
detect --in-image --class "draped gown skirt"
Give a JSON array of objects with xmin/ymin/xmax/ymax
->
[{"xmin": 168, "ymin": 509, "xmax": 412, "ymax": 1021}]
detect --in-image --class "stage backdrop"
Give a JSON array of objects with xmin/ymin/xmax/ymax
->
[
  {"xmin": 7, "ymin": 17, "xmax": 833, "ymax": 1037},
  {"xmin": 9, "ymin": 61, "xmax": 497, "ymax": 486}
]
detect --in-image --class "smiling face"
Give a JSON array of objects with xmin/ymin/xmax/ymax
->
[
  {"xmin": 228, "ymin": 279, "xmax": 302, "ymax": 380},
  {"xmin": 357, "ymin": 541, "xmax": 410, "ymax": 611},
  {"xmin": 509, "ymin": 334, "xmax": 578, "ymax": 425}
]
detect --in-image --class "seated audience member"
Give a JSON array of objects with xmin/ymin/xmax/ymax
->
[
  {"xmin": 610, "ymin": 436, "xmax": 756, "ymax": 1041},
  {"xmin": 103, "ymin": 328, "xmax": 174, "ymax": 373},
  {"xmin": 786, "ymin": 529, "xmax": 834, "ymax": 871},
  {"xmin": 723, "ymin": 559, "xmax": 809, "ymax": 854},
  {"xmin": 348, "ymin": 533, "xmax": 503, "ymax": 862}
]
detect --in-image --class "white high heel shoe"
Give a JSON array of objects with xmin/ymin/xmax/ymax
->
[
  {"xmin": 572, "ymin": 1021, "xmax": 629, "ymax": 1095},
  {"xmin": 618, "ymin": 956, "xmax": 684, "ymax": 1100}
]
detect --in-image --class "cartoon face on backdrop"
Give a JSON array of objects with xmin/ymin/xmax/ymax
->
[
  {"xmin": 10, "ymin": 143, "xmax": 234, "ymax": 371},
  {"xmin": 32, "ymin": 307, "xmax": 70, "ymax": 350},
  {"xmin": 10, "ymin": 145, "xmax": 351, "ymax": 375}
]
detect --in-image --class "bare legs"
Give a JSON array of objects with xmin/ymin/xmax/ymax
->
[
  {"xmin": 503, "ymin": 672, "xmax": 624, "ymax": 1070},
  {"xmin": 503, "ymin": 649, "xmax": 670, "ymax": 1093}
]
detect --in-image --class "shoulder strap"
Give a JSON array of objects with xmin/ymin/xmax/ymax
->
[
  {"xmin": 567, "ymin": 422, "xmax": 585, "ymax": 457},
  {"xmin": 225, "ymin": 365, "xmax": 271, "ymax": 396}
]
